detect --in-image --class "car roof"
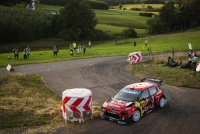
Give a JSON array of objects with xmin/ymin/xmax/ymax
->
[{"xmin": 124, "ymin": 82, "xmax": 156, "ymax": 91}]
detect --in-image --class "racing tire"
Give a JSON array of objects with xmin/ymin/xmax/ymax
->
[
  {"xmin": 133, "ymin": 110, "xmax": 140, "ymax": 122},
  {"xmin": 100, "ymin": 111, "xmax": 105, "ymax": 119},
  {"xmin": 159, "ymin": 97, "xmax": 165, "ymax": 108}
]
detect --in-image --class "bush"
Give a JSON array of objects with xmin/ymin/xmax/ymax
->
[
  {"xmin": 139, "ymin": 12, "xmax": 157, "ymax": 17},
  {"xmin": 129, "ymin": 7, "xmax": 141, "ymax": 11},
  {"xmin": 121, "ymin": 28, "xmax": 137, "ymax": 38}
]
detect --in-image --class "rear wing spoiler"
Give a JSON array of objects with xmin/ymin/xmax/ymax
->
[{"xmin": 141, "ymin": 78, "xmax": 164, "ymax": 87}]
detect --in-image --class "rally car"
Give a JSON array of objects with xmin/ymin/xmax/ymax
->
[{"xmin": 100, "ymin": 78, "xmax": 166, "ymax": 124}]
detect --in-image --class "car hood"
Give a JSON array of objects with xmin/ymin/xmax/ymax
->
[{"xmin": 107, "ymin": 98, "xmax": 133, "ymax": 109}]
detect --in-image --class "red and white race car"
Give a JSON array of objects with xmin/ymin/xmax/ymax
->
[{"xmin": 100, "ymin": 78, "xmax": 166, "ymax": 124}]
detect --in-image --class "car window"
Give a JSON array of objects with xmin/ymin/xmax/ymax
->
[
  {"xmin": 114, "ymin": 88, "xmax": 141, "ymax": 102},
  {"xmin": 140, "ymin": 89, "xmax": 149, "ymax": 100},
  {"xmin": 149, "ymin": 87, "xmax": 157, "ymax": 95}
]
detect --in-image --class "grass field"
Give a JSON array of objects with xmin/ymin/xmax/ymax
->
[
  {"xmin": 1, "ymin": 27, "xmax": 200, "ymax": 67},
  {"xmin": 115, "ymin": 4, "xmax": 163, "ymax": 10},
  {"xmin": 34, "ymin": 4, "xmax": 151, "ymax": 35},
  {"xmin": 95, "ymin": 9, "xmax": 148, "ymax": 29},
  {"xmin": 96, "ymin": 24, "xmax": 147, "ymax": 35}
]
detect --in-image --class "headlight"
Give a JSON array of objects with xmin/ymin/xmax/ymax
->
[{"xmin": 102, "ymin": 102, "xmax": 108, "ymax": 108}]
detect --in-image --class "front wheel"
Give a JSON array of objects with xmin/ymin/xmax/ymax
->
[
  {"xmin": 133, "ymin": 110, "xmax": 140, "ymax": 122},
  {"xmin": 100, "ymin": 111, "xmax": 105, "ymax": 119},
  {"xmin": 159, "ymin": 97, "xmax": 165, "ymax": 108}
]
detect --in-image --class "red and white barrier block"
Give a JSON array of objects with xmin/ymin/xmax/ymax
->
[
  {"xmin": 127, "ymin": 52, "xmax": 142, "ymax": 64},
  {"xmin": 62, "ymin": 88, "xmax": 92, "ymax": 123}
]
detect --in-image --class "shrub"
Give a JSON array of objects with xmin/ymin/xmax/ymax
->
[
  {"xmin": 129, "ymin": 7, "xmax": 141, "ymax": 11},
  {"xmin": 139, "ymin": 12, "xmax": 157, "ymax": 17}
]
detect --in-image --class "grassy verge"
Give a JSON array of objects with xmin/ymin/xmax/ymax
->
[
  {"xmin": 130, "ymin": 54, "xmax": 200, "ymax": 88},
  {"xmin": 0, "ymin": 74, "xmax": 100, "ymax": 133},
  {"xmin": 0, "ymin": 74, "xmax": 62, "ymax": 130}
]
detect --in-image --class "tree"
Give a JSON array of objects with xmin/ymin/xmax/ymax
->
[
  {"xmin": 56, "ymin": 0, "xmax": 97, "ymax": 40},
  {"xmin": 176, "ymin": 0, "xmax": 200, "ymax": 29},
  {"xmin": 159, "ymin": 1, "xmax": 179, "ymax": 32},
  {"xmin": 0, "ymin": 0, "xmax": 31, "ymax": 6},
  {"xmin": 121, "ymin": 28, "xmax": 137, "ymax": 43},
  {"xmin": 147, "ymin": 5, "xmax": 153, "ymax": 11},
  {"xmin": 146, "ymin": 17, "xmax": 166, "ymax": 35},
  {"xmin": 141, "ymin": 3, "xmax": 145, "ymax": 11},
  {"xmin": 119, "ymin": 4, "xmax": 122, "ymax": 9}
]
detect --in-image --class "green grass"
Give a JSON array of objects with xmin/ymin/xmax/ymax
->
[
  {"xmin": 33, "ymin": 4, "xmax": 150, "ymax": 35},
  {"xmin": 131, "ymin": 58, "xmax": 200, "ymax": 88},
  {"xmin": 1, "ymin": 27, "xmax": 200, "ymax": 67},
  {"xmin": 95, "ymin": 9, "xmax": 148, "ymax": 29},
  {"xmin": 36, "ymin": 4, "xmax": 63, "ymax": 11},
  {"xmin": 96, "ymin": 24, "xmax": 147, "ymax": 35},
  {"xmin": 113, "ymin": 4, "xmax": 164, "ymax": 10}
]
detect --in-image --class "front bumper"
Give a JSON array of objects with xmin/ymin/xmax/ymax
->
[{"xmin": 100, "ymin": 109, "xmax": 131, "ymax": 125}]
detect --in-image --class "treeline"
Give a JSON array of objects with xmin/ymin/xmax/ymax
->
[
  {"xmin": 40, "ymin": 0, "xmax": 109, "ymax": 9},
  {"xmin": 0, "ymin": 1, "xmax": 112, "ymax": 45},
  {"xmin": 147, "ymin": 0, "xmax": 200, "ymax": 35},
  {"xmin": 0, "ymin": 6, "xmax": 53, "ymax": 44}
]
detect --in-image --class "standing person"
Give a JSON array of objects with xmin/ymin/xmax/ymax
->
[
  {"xmin": 26, "ymin": 46, "xmax": 31, "ymax": 59},
  {"xmin": 191, "ymin": 54, "xmax": 198, "ymax": 75},
  {"xmin": 72, "ymin": 42, "xmax": 77, "ymax": 53},
  {"xmin": 69, "ymin": 44, "xmax": 73, "ymax": 56},
  {"xmin": 88, "ymin": 41, "xmax": 91, "ymax": 49},
  {"xmin": 13, "ymin": 48, "xmax": 19, "ymax": 59},
  {"xmin": 23, "ymin": 48, "xmax": 27, "ymax": 59},
  {"xmin": 188, "ymin": 53, "xmax": 192, "ymax": 69},
  {"xmin": 77, "ymin": 44, "xmax": 81, "ymax": 54},
  {"xmin": 53, "ymin": 45, "xmax": 58, "ymax": 56},
  {"xmin": 83, "ymin": 44, "xmax": 87, "ymax": 54},
  {"xmin": 145, "ymin": 40, "xmax": 148, "ymax": 46},
  {"xmin": 134, "ymin": 41, "xmax": 136, "ymax": 47}
]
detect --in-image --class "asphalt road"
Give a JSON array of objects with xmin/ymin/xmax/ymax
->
[{"xmin": 0, "ymin": 56, "xmax": 200, "ymax": 134}]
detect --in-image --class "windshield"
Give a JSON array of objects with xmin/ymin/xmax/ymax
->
[{"xmin": 114, "ymin": 88, "xmax": 141, "ymax": 102}]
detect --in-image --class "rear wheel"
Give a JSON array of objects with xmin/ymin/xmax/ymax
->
[
  {"xmin": 133, "ymin": 110, "xmax": 140, "ymax": 122},
  {"xmin": 159, "ymin": 97, "xmax": 165, "ymax": 108}
]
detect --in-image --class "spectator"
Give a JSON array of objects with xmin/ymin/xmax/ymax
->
[
  {"xmin": 83, "ymin": 44, "xmax": 87, "ymax": 54},
  {"xmin": 23, "ymin": 48, "xmax": 27, "ymax": 59},
  {"xmin": 69, "ymin": 44, "xmax": 73, "ymax": 56},
  {"xmin": 26, "ymin": 46, "xmax": 31, "ymax": 59},
  {"xmin": 77, "ymin": 44, "xmax": 81, "ymax": 54},
  {"xmin": 191, "ymin": 54, "xmax": 198, "ymax": 75},
  {"xmin": 13, "ymin": 48, "xmax": 19, "ymax": 59},
  {"xmin": 134, "ymin": 41, "xmax": 136, "ymax": 47},
  {"xmin": 145, "ymin": 40, "xmax": 148, "ymax": 46},
  {"xmin": 188, "ymin": 51, "xmax": 194, "ymax": 69},
  {"xmin": 73, "ymin": 42, "xmax": 77, "ymax": 52},
  {"xmin": 88, "ymin": 41, "xmax": 91, "ymax": 49},
  {"xmin": 53, "ymin": 45, "xmax": 58, "ymax": 56},
  {"xmin": 165, "ymin": 56, "xmax": 174, "ymax": 66}
]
